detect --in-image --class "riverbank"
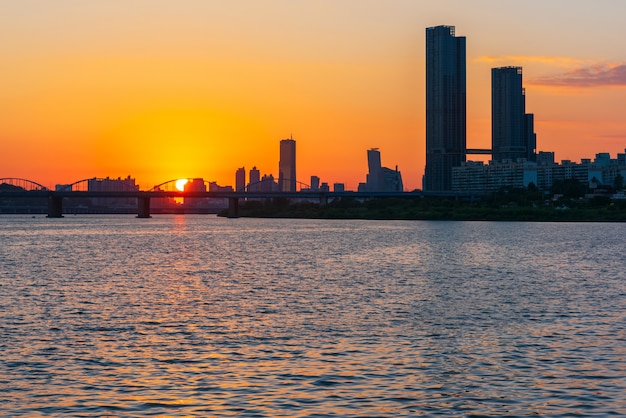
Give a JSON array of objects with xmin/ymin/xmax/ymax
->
[{"xmin": 219, "ymin": 196, "xmax": 626, "ymax": 222}]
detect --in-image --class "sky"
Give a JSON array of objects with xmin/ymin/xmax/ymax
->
[{"xmin": 2, "ymin": 0, "xmax": 626, "ymax": 191}]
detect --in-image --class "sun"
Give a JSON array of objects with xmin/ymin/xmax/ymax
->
[{"xmin": 175, "ymin": 178, "xmax": 188, "ymax": 191}]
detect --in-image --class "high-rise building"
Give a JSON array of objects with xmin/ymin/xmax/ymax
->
[
  {"xmin": 248, "ymin": 166, "xmax": 260, "ymax": 191},
  {"xmin": 359, "ymin": 148, "xmax": 403, "ymax": 192},
  {"xmin": 279, "ymin": 137, "xmax": 296, "ymax": 192},
  {"xmin": 310, "ymin": 175, "xmax": 320, "ymax": 191},
  {"xmin": 367, "ymin": 148, "xmax": 384, "ymax": 191},
  {"xmin": 492, "ymin": 66, "xmax": 536, "ymax": 162},
  {"xmin": 235, "ymin": 167, "xmax": 246, "ymax": 192},
  {"xmin": 424, "ymin": 25, "xmax": 466, "ymax": 191}
]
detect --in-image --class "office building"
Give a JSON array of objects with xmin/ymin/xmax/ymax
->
[
  {"xmin": 424, "ymin": 25, "xmax": 466, "ymax": 191},
  {"xmin": 310, "ymin": 175, "xmax": 320, "ymax": 191},
  {"xmin": 367, "ymin": 148, "xmax": 384, "ymax": 191},
  {"xmin": 235, "ymin": 167, "xmax": 246, "ymax": 192},
  {"xmin": 279, "ymin": 137, "xmax": 296, "ymax": 192},
  {"xmin": 248, "ymin": 166, "xmax": 260, "ymax": 191},
  {"xmin": 492, "ymin": 67, "xmax": 536, "ymax": 162},
  {"xmin": 359, "ymin": 148, "xmax": 403, "ymax": 192}
]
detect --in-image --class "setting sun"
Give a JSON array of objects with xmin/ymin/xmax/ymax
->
[{"xmin": 175, "ymin": 179, "xmax": 188, "ymax": 191}]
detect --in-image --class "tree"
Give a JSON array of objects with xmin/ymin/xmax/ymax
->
[{"xmin": 551, "ymin": 178, "xmax": 586, "ymax": 199}]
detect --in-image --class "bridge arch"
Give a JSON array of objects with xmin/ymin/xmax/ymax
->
[
  {"xmin": 0, "ymin": 178, "xmax": 48, "ymax": 191},
  {"xmin": 239, "ymin": 179, "xmax": 311, "ymax": 192},
  {"xmin": 149, "ymin": 178, "xmax": 224, "ymax": 192},
  {"xmin": 57, "ymin": 177, "xmax": 140, "ymax": 192}
]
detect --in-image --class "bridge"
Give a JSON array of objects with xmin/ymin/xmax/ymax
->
[
  {"xmin": 0, "ymin": 177, "xmax": 477, "ymax": 218},
  {"xmin": 466, "ymin": 148, "xmax": 492, "ymax": 155}
]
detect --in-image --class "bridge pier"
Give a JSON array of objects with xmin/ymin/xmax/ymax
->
[
  {"xmin": 319, "ymin": 193, "xmax": 328, "ymax": 206},
  {"xmin": 137, "ymin": 196, "xmax": 152, "ymax": 218},
  {"xmin": 227, "ymin": 197, "xmax": 239, "ymax": 218},
  {"xmin": 47, "ymin": 196, "xmax": 64, "ymax": 218}
]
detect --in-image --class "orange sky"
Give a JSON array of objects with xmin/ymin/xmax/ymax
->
[{"xmin": 1, "ymin": 1, "xmax": 625, "ymax": 190}]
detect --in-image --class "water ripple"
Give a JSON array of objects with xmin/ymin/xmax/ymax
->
[{"xmin": 1, "ymin": 216, "xmax": 625, "ymax": 416}]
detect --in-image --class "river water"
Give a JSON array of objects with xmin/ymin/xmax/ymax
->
[{"xmin": 1, "ymin": 215, "xmax": 625, "ymax": 416}]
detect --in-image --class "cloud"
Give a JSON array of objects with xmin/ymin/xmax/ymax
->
[
  {"xmin": 595, "ymin": 133, "xmax": 626, "ymax": 139},
  {"xmin": 475, "ymin": 55, "xmax": 585, "ymax": 67},
  {"xmin": 529, "ymin": 64, "xmax": 626, "ymax": 88}
]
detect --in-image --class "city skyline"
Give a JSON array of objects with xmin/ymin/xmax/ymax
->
[{"xmin": 2, "ymin": 1, "xmax": 626, "ymax": 190}]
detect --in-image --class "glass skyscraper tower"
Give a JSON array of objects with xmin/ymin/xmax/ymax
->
[
  {"xmin": 424, "ymin": 25, "xmax": 466, "ymax": 191},
  {"xmin": 491, "ymin": 66, "xmax": 536, "ymax": 162}
]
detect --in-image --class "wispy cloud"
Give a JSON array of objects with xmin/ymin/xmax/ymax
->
[
  {"xmin": 477, "ymin": 56, "xmax": 626, "ymax": 88},
  {"xmin": 594, "ymin": 133, "xmax": 626, "ymax": 139},
  {"xmin": 529, "ymin": 64, "xmax": 626, "ymax": 87},
  {"xmin": 475, "ymin": 55, "xmax": 585, "ymax": 67}
]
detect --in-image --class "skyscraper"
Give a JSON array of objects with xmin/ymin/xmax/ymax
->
[
  {"xmin": 492, "ymin": 66, "xmax": 536, "ymax": 162},
  {"xmin": 359, "ymin": 148, "xmax": 404, "ymax": 192},
  {"xmin": 424, "ymin": 25, "xmax": 466, "ymax": 191},
  {"xmin": 235, "ymin": 167, "xmax": 246, "ymax": 192},
  {"xmin": 367, "ymin": 148, "xmax": 384, "ymax": 191},
  {"xmin": 278, "ymin": 137, "xmax": 296, "ymax": 192},
  {"xmin": 249, "ymin": 166, "xmax": 260, "ymax": 191}
]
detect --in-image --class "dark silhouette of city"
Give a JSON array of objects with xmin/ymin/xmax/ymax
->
[{"xmin": 1, "ymin": 25, "xmax": 625, "ymax": 217}]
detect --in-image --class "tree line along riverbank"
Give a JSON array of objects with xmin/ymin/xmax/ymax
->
[{"xmin": 219, "ymin": 181, "xmax": 626, "ymax": 222}]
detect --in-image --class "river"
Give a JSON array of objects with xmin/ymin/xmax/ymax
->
[{"xmin": 1, "ymin": 215, "xmax": 625, "ymax": 416}]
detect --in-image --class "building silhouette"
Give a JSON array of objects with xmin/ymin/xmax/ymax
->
[
  {"xmin": 260, "ymin": 174, "xmax": 279, "ymax": 192},
  {"xmin": 492, "ymin": 67, "xmax": 536, "ymax": 162},
  {"xmin": 248, "ymin": 166, "xmax": 260, "ymax": 191},
  {"xmin": 279, "ymin": 137, "xmax": 296, "ymax": 192},
  {"xmin": 333, "ymin": 183, "xmax": 345, "ymax": 192},
  {"xmin": 310, "ymin": 175, "xmax": 320, "ymax": 191},
  {"xmin": 235, "ymin": 167, "xmax": 246, "ymax": 192},
  {"xmin": 452, "ymin": 150, "xmax": 626, "ymax": 193},
  {"xmin": 87, "ymin": 176, "xmax": 138, "ymax": 207},
  {"xmin": 359, "ymin": 148, "xmax": 403, "ymax": 192},
  {"xmin": 424, "ymin": 25, "xmax": 466, "ymax": 191},
  {"xmin": 183, "ymin": 178, "xmax": 207, "ymax": 208},
  {"xmin": 367, "ymin": 148, "xmax": 384, "ymax": 191}
]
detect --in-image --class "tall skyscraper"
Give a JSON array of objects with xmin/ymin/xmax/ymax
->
[
  {"xmin": 278, "ymin": 137, "xmax": 296, "ymax": 192},
  {"xmin": 249, "ymin": 166, "xmax": 260, "ymax": 190},
  {"xmin": 492, "ymin": 66, "xmax": 536, "ymax": 162},
  {"xmin": 424, "ymin": 25, "xmax": 466, "ymax": 191},
  {"xmin": 359, "ymin": 148, "xmax": 404, "ymax": 192},
  {"xmin": 367, "ymin": 148, "xmax": 384, "ymax": 191},
  {"xmin": 235, "ymin": 167, "xmax": 246, "ymax": 192}
]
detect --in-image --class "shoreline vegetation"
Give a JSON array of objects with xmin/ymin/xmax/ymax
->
[{"xmin": 219, "ymin": 184, "xmax": 626, "ymax": 222}]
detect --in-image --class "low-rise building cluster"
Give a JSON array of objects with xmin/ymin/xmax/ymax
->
[{"xmin": 452, "ymin": 150, "xmax": 626, "ymax": 193}]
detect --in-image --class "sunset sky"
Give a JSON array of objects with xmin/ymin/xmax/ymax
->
[{"xmin": 2, "ymin": 0, "xmax": 626, "ymax": 190}]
